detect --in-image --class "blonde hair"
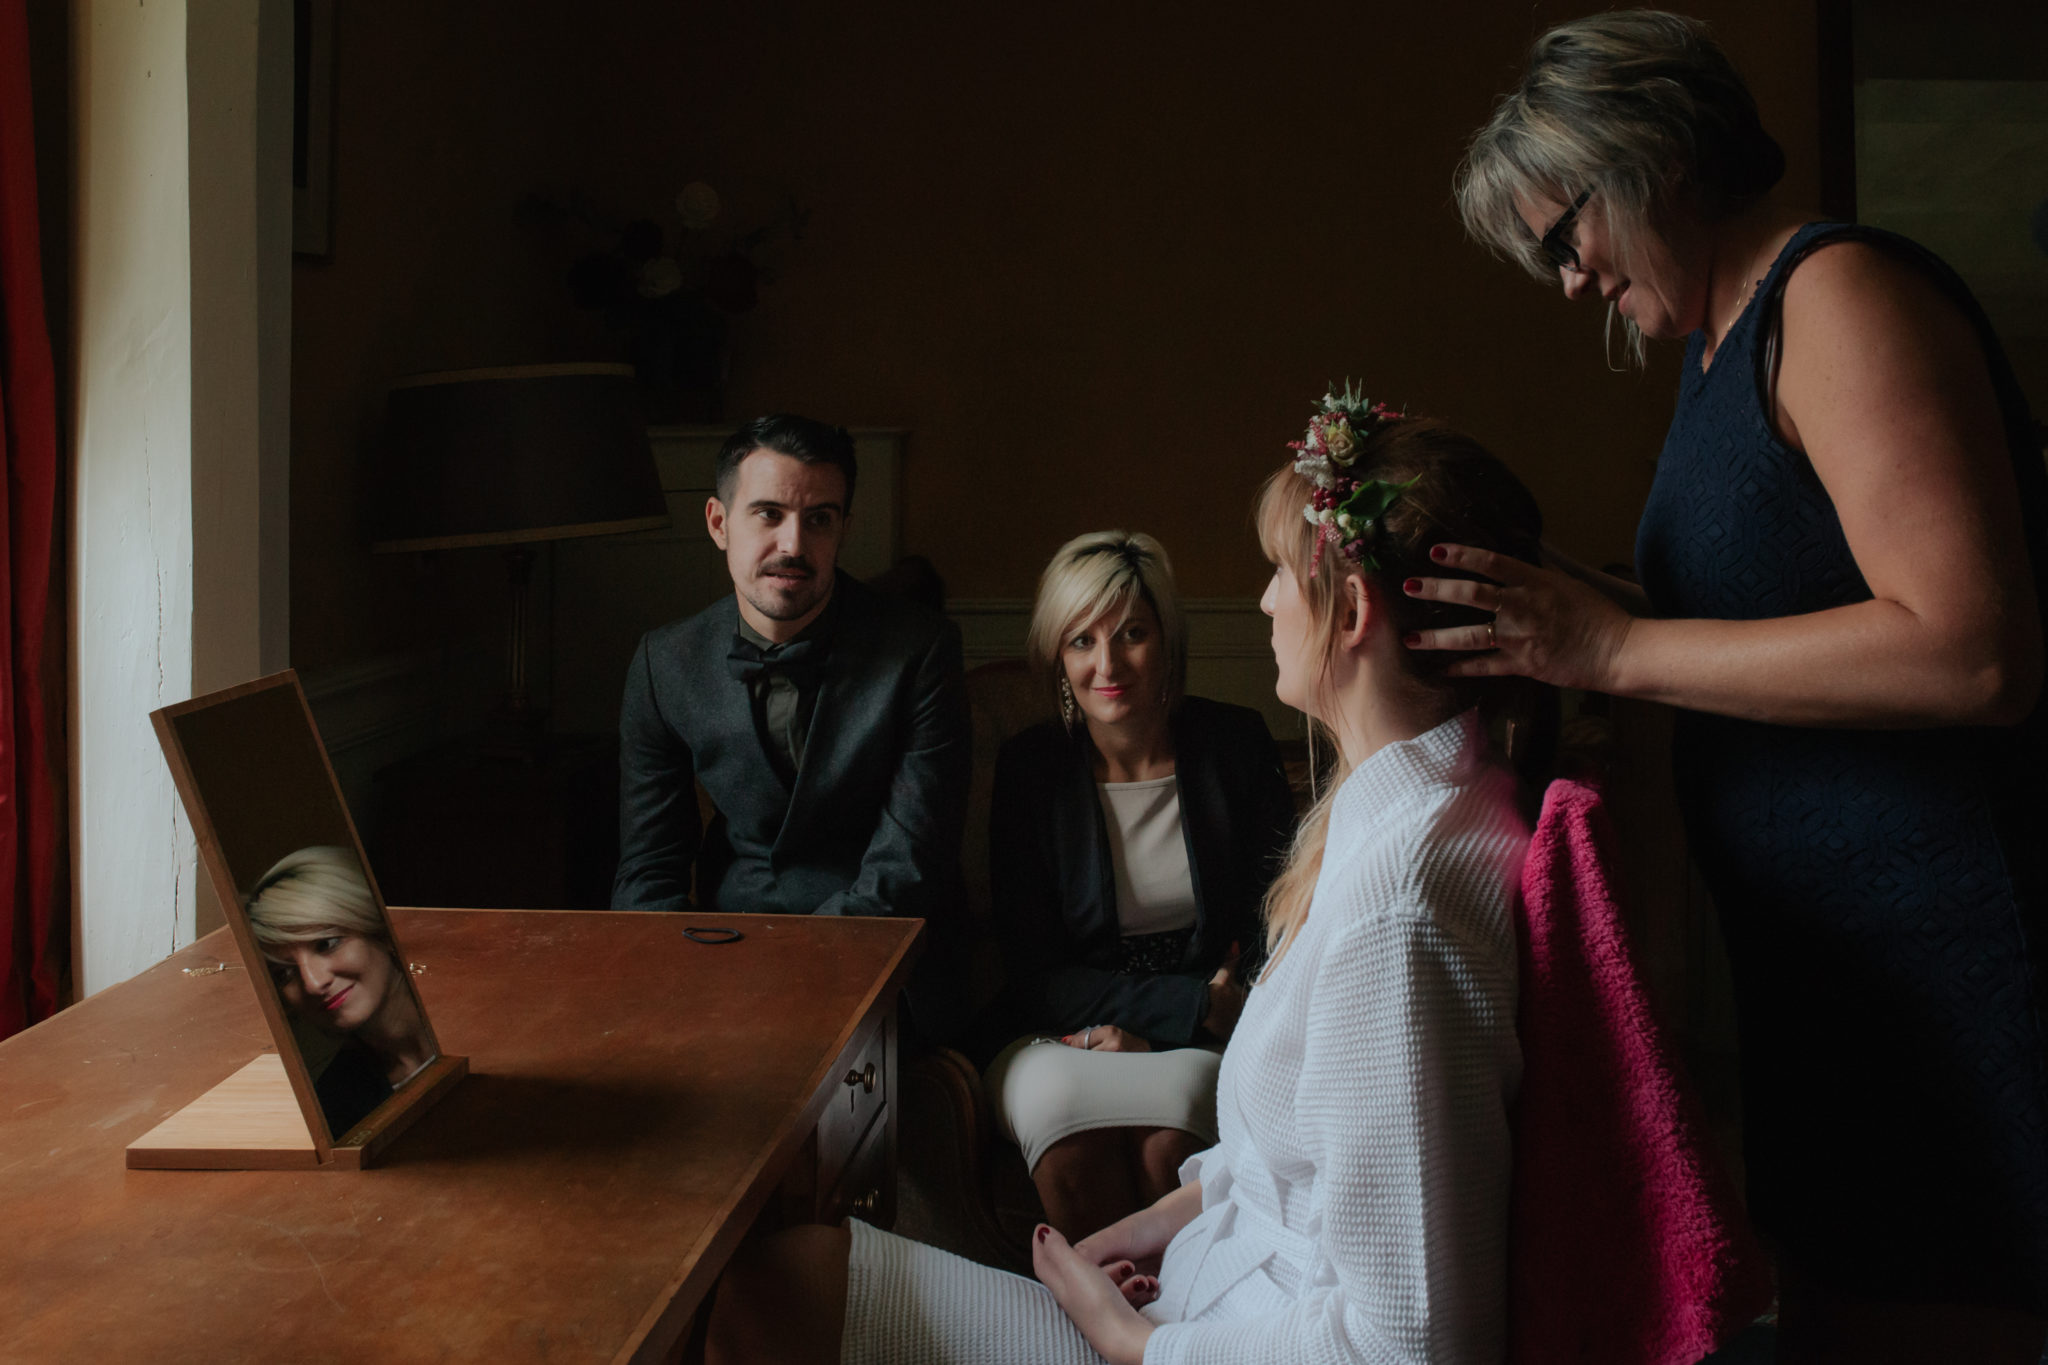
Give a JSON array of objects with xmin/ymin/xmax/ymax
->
[
  {"xmin": 1025, "ymin": 530, "xmax": 1187, "ymax": 716},
  {"xmin": 1254, "ymin": 419, "xmax": 1543, "ymax": 966},
  {"xmin": 245, "ymin": 846, "xmax": 386, "ymax": 962},
  {"xmin": 1454, "ymin": 10, "xmax": 1784, "ymax": 364}
]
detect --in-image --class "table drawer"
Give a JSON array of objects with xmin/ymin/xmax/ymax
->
[
  {"xmin": 816, "ymin": 1013, "xmax": 889, "ymax": 1199},
  {"xmin": 824, "ymin": 1101, "xmax": 893, "ymax": 1227}
]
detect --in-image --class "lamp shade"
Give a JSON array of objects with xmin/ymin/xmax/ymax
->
[{"xmin": 370, "ymin": 363, "xmax": 669, "ymax": 553}]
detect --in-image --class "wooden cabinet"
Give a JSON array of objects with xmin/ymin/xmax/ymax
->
[
  {"xmin": 816, "ymin": 1012, "xmax": 895, "ymax": 1226},
  {"xmin": 776, "ymin": 1009, "xmax": 899, "ymax": 1230}
]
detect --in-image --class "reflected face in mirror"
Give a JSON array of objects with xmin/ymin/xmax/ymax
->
[
  {"xmin": 248, "ymin": 846, "xmax": 435, "ymax": 1122},
  {"xmin": 269, "ymin": 932, "xmax": 402, "ymax": 1034}
]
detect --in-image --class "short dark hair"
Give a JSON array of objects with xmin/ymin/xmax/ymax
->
[{"xmin": 713, "ymin": 414, "xmax": 858, "ymax": 512}]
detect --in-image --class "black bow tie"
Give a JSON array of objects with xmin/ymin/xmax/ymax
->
[{"xmin": 726, "ymin": 635, "xmax": 827, "ymax": 688}]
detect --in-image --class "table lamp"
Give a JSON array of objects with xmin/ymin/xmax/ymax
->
[{"xmin": 371, "ymin": 362, "xmax": 669, "ymax": 755}]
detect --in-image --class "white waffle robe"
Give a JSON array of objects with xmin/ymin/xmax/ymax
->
[{"xmin": 843, "ymin": 710, "xmax": 1527, "ymax": 1365}]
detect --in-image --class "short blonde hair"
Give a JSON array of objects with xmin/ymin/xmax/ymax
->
[
  {"xmin": 245, "ymin": 846, "xmax": 385, "ymax": 961},
  {"xmin": 1025, "ymin": 531, "xmax": 1187, "ymax": 714},
  {"xmin": 1454, "ymin": 10, "xmax": 1784, "ymax": 289}
]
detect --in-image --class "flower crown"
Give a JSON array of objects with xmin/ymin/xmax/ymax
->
[{"xmin": 1287, "ymin": 380, "xmax": 1418, "ymax": 575}]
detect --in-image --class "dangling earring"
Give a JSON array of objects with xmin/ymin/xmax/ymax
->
[
  {"xmin": 1604, "ymin": 299, "xmax": 1628, "ymax": 374},
  {"xmin": 1060, "ymin": 676, "xmax": 1077, "ymax": 731}
]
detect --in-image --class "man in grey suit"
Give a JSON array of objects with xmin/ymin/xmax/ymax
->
[{"xmin": 612, "ymin": 415, "xmax": 970, "ymax": 1009}]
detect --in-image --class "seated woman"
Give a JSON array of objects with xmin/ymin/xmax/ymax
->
[
  {"xmin": 705, "ymin": 389, "xmax": 1542, "ymax": 1364},
  {"xmin": 983, "ymin": 530, "xmax": 1295, "ymax": 1237},
  {"xmin": 246, "ymin": 845, "xmax": 437, "ymax": 1137}
]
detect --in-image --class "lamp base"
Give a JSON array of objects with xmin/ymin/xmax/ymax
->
[{"xmin": 480, "ymin": 703, "xmax": 552, "ymax": 762}]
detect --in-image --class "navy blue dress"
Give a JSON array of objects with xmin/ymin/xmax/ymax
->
[{"xmin": 1635, "ymin": 222, "xmax": 2048, "ymax": 1312}]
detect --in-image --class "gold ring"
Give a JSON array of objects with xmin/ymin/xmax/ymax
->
[{"xmin": 1487, "ymin": 620, "xmax": 1498, "ymax": 648}]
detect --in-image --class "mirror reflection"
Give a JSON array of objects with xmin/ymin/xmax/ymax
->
[
  {"xmin": 246, "ymin": 847, "xmax": 436, "ymax": 1136},
  {"xmin": 159, "ymin": 676, "xmax": 441, "ymax": 1144}
]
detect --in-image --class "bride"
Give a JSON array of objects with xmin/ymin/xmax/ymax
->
[{"xmin": 707, "ymin": 387, "xmax": 1543, "ymax": 1364}]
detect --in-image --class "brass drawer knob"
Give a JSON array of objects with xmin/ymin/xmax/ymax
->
[{"xmin": 843, "ymin": 1062, "xmax": 877, "ymax": 1095}]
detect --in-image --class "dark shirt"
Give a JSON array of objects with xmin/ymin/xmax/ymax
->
[
  {"xmin": 316, "ymin": 1040, "xmax": 394, "ymax": 1138},
  {"xmin": 733, "ymin": 595, "xmax": 836, "ymax": 783}
]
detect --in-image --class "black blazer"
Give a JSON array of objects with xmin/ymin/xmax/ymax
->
[
  {"xmin": 987, "ymin": 696, "xmax": 1295, "ymax": 1049},
  {"xmin": 612, "ymin": 573, "xmax": 971, "ymax": 926}
]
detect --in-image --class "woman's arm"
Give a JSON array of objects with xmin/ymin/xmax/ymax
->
[
  {"xmin": 988, "ymin": 740, "xmax": 1085, "ymax": 1017},
  {"xmin": 1412, "ymin": 243, "xmax": 2043, "ymax": 729}
]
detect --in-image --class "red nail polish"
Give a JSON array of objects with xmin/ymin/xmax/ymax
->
[
  {"xmin": 1430, "ymin": 545, "xmax": 1448, "ymax": 562},
  {"xmin": 1035, "ymin": 1226, "xmax": 1050, "ymax": 1243},
  {"xmin": 1403, "ymin": 632, "xmax": 1421, "ymax": 648},
  {"xmin": 1403, "ymin": 578, "xmax": 1422, "ymax": 593}
]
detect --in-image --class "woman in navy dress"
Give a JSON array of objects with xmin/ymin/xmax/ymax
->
[{"xmin": 1435, "ymin": 11, "xmax": 2048, "ymax": 1362}]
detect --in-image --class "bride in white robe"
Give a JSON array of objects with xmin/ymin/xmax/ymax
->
[{"xmin": 704, "ymin": 402, "xmax": 1544, "ymax": 1365}]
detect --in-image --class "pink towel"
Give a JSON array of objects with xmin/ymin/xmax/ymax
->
[{"xmin": 1508, "ymin": 777, "xmax": 1772, "ymax": 1365}]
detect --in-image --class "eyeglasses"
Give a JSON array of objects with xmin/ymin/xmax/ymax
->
[{"xmin": 1539, "ymin": 188, "xmax": 1594, "ymax": 273}]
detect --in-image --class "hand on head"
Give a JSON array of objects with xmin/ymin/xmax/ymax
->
[{"xmin": 1401, "ymin": 541, "xmax": 1633, "ymax": 690}]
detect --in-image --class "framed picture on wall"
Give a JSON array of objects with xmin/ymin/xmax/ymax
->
[{"xmin": 293, "ymin": 0, "xmax": 334, "ymax": 259}]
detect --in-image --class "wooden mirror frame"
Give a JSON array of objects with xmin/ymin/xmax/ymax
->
[{"xmin": 131, "ymin": 670, "xmax": 465, "ymax": 1169}]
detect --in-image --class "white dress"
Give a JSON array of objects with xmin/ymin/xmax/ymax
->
[{"xmin": 845, "ymin": 711, "xmax": 1527, "ymax": 1365}]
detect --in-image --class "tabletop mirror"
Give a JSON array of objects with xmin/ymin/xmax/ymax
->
[{"xmin": 134, "ymin": 671, "xmax": 465, "ymax": 1169}]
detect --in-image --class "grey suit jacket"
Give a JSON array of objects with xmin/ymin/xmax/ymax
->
[{"xmin": 611, "ymin": 573, "xmax": 970, "ymax": 929}]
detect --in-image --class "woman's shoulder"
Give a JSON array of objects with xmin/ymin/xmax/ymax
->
[
  {"xmin": 1776, "ymin": 224, "xmax": 1983, "ymax": 346},
  {"xmin": 1319, "ymin": 757, "xmax": 1526, "ymax": 946},
  {"xmin": 1175, "ymin": 695, "xmax": 1278, "ymax": 751}
]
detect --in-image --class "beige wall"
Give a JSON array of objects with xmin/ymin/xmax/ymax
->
[
  {"xmin": 71, "ymin": 0, "xmax": 199, "ymax": 989},
  {"xmin": 292, "ymin": 2, "xmax": 1822, "ymax": 682}
]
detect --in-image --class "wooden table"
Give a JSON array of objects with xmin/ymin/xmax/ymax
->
[{"xmin": 0, "ymin": 908, "xmax": 920, "ymax": 1364}]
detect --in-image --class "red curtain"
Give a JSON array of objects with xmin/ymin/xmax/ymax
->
[{"xmin": 0, "ymin": 0, "xmax": 61, "ymax": 1040}]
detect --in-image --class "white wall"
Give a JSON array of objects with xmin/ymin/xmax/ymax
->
[
  {"xmin": 70, "ymin": 0, "xmax": 290, "ymax": 994},
  {"xmin": 72, "ymin": 0, "xmax": 197, "ymax": 992}
]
